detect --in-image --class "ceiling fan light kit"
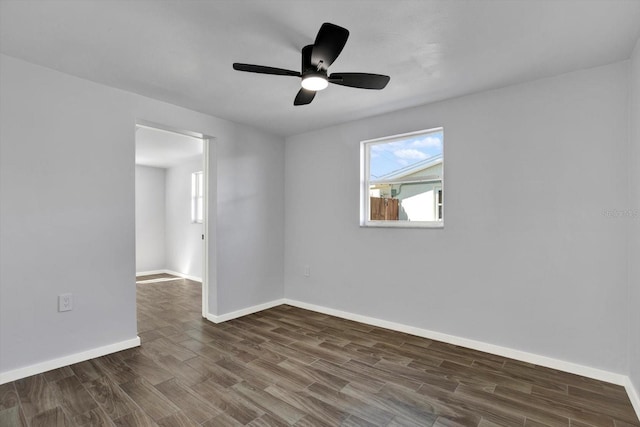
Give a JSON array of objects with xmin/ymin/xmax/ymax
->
[
  {"xmin": 232, "ymin": 22, "xmax": 390, "ymax": 105},
  {"xmin": 301, "ymin": 74, "xmax": 328, "ymax": 91}
]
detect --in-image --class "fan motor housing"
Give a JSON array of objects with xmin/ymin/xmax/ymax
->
[{"xmin": 302, "ymin": 44, "xmax": 322, "ymax": 74}]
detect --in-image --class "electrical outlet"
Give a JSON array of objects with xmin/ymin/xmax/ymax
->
[
  {"xmin": 58, "ymin": 293, "xmax": 73, "ymax": 312},
  {"xmin": 304, "ymin": 265, "xmax": 310, "ymax": 277}
]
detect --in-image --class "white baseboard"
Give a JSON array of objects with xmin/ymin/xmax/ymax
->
[
  {"xmin": 165, "ymin": 270, "xmax": 202, "ymax": 283},
  {"xmin": 625, "ymin": 377, "xmax": 640, "ymax": 421},
  {"xmin": 278, "ymin": 299, "xmax": 628, "ymax": 386},
  {"xmin": 135, "ymin": 269, "xmax": 166, "ymax": 276},
  {"xmin": 0, "ymin": 336, "xmax": 140, "ymax": 385},
  {"xmin": 136, "ymin": 269, "xmax": 202, "ymax": 283},
  {"xmin": 206, "ymin": 299, "xmax": 285, "ymax": 324}
]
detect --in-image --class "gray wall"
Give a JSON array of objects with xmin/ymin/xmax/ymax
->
[
  {"xmin": 165, "ymin": 156, "xmax": 203, "ymax": 279},
  {"xmin": 0, "ymin": 54, "xmax": 285, "ymax": 375},
  {"xmin": 284, "ymin": 61, "xmax": 630, "ymax": 374},
  {"xmin": 135, "ymin": 159, "xmax": 204, "ymax": 280},
  {"xmin": 629, "ymin": 39, "xmax": 640, "ymax": 397},
  {"xmin": 216, "ymin": 128, "xmax": 286, "ymax": 314},
  {"xmin": 135, "ymin": 165, "xmax": 166, "ymax": 272}
]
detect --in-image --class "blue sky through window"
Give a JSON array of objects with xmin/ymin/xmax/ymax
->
[{"xmin": 369, "ymin": 130, "xmax": 443, "ymax": 179}]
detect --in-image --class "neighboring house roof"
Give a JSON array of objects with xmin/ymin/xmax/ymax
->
[{"xmin": 373, "ymin": 154, "xmax": 443, "ymax": 182}]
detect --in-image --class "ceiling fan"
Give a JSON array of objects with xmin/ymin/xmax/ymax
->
[{"xmin": 233, "ymin": 22, "xmax": 390, "ymax": 106}]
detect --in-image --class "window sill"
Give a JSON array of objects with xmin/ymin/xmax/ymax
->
[{"xmin": 360, "ymin": 221, "xmax": 444, "ymax": 229}]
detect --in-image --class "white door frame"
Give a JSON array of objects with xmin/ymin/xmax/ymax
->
[
  {"xmin": 135, "ymin": 120, "xmax": 214, "ymax": 319},
  {"xmin": 201, "ymin": 137, "xmax": 211, "ymax": 318}
]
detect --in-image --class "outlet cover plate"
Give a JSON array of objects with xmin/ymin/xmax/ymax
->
[{"xmin": 58, "ymin": 293, "xmax": 73, "ymax": 312}]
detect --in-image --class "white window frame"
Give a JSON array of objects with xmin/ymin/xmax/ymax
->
[
  {"xmin": 360, "ymin": 127, "xmax": 444, "ymax": 228},
  {"xmin": 191, "ymin": 171, "xmax": 204, "ymax": 224}
]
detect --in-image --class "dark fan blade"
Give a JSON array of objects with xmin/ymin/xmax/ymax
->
[
  {"xmin": 311, "ymin": 23, "xmax": 349, "ymax": 69},
  {"xmin": 328, "ymin": 73, "xmax": 390, "ymax": 89},
  {"xmin": 233, "ymin": 63, "xmax": 300, "ymax": 77},
  {"xmin": 294, "ymin": 88, "xmax": 316, "ymax": 106}
]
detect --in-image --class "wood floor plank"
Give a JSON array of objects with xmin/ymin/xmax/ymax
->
[
  {"xmin": 318, "ymin": 340, "xmax": 381, "ymax": 365},
  {"xmin": 156, "ymin": 410, "xmax": 200, "ymax": 427},
  {"xmin": 344, "ymin": 341, "xmax": 415, "ymax": 366},
  {"xmin": 215, "ymin": 357, "xmax": 273, "ymax": 390},
  {"xmin": 154, "ymin": 378, "xmax": 221, "ymax": 423},
  {"xmin": 341, "ymin": 382, "xmax": 440, "ymax": 426},
  {"xmin": 259, "ymin": 340, "xmax": 319, "ymax": 365},
  {"xmin": 344, "ymin": 359, "xmax": 423, "ymax": 391},
  {"xmin": 184, "ymin": 355, "xmax": 241, "ymax": 387},
  {"xmin": 112, "ymin": 408, "xmax": 158, "ymax": 427},
  {"xmin": 248, "ymin": 358, "xmax": 314, "ymax": 390},
  {"xmin": 14, "ymin": 374, "xmax": 62, "ymax": 423},
  {"xmin": 503, "ymin": 360, "xmax": 617, "ymax": 397},
  {"xmin": 179, "ymin": 337, "xmax": 228, "ymax": 361},
  {"xmin": 150, "ymin": 354, "xmax": 211, "ymax": 387},
  {"xmin": 277, "ymin": 358, "xmax": 350, "ymax": 391},
  {"xmin": 409, "ymin": 359, "xmax": 503, "ymax": 393},
  {"xmin": 566, "ymin": 385, "xmax": 638, "ymax": 421},
  {"xmin": 320, "ymin": 325, "xmax": 378, "ymax": 346},
  {"xmin": 287, "ymin": 340, "xmax": 351, "ymax": 365},
  {"xmin": 310, "ymin": 359, "xmax": 386, "ymax": 393},
  {"xmin": 55, "ymin": 375, "xmax": 98, "ymax": 418},
  {"xmin": 232, "ymin": 339, "xmax": 289, "ymax": 364},
  {"xmin": 84, "ymin": 375, "xmax": 139, "ymax": 420},
  {"xmin": 490, "ymin": 384, "xmax": 612, "ymax": 426},
  {"xmin": 141, "ymin": 337, "xmax": 197, "ymax": 363},
  {"xmin": 224, "ymin": 325, "xmax": 268, "ymax": 344},
  {"xmin": 374, "ymin": 358, "xmax": 459, "ymax": 391},
  {"xmin": 72, "ymin": 406, "xmax": 115, "ymax": 426},
  {"xmin": 437, "ymin": 391, "xmax": 526, "ymax": 426},
  {"xmin": 30, "ymin": 406, "xmax": 70, "ymax": 427},
  {"xmin": 265, "ymin": 383, "xmax": 349, "ymax": 425},
  {"xmin": 232, "ymin": 381, "xmax": 307, "ymax": 425},
  {"xmin": 306, "ymin": 381, "xmax": 396, "ymax": 425},
  {"xmin": 437, "ymin": 359, "xmax": 533, "ymax": 394},
  {"xmin": 455, "ymin": 384, "xmax": 569, "ymax": 427},
  {"xmin": 209, "ymin": 339, "xmax": 261, "ymax": 363},
  {"xmin": 201, "ymin": 411, "xmax": 244, "ymax": 427},
  {"xmin": 190, "ymin": 377, "xmax": 263, "ymax": 424},
  {"xmin": 374, "ymin": 341, "xmax": 440, "ymax": 366},
  {"xmin": 0, "ymin": 406, "xmax": 27, "ymax": 427},
  {"xmin": 227, "ymin": 316, "xmax": 282, "ymax": 333},
  {"xmin": 529, "ymin": 385, "xmax": 639, "ymax": 425},
  {"xmin": 90, "ymin": 355, "xmax": 138, "ymax": 385},
  {"xmin": 43, "ymin": 367, "xmax": 75, "ymax": 383},
  {"xmin": 119, "ymin": 378, "xmax": 179, "ymax": 421},
  {"xmin": 294, "ymin": 413, "xmax": 337, "ymax": 427},
  {"xmin": 378, "ymin": 382, "xmax": 481, "ymax": 426},
  {"xmin": 0, "ymin": 382, "xmax": 18, "ymax": 411},
  {"xmin": 433, "ymin": 415, "xmax": 475, "ymax": 427},
  {"xmin": 120, "ymin": 353, "xmax": 174, "ymax": 386},
  {"xmin": 246, "ymin": 412, "xmax": 291, "ymax": 427},
  {"xmin": 341, "ymin": 414, "xmax": 382, "ymax": 427},
  {"xmin": 70, "ymin": 360, "xmax": 104, "ymax": 384}
]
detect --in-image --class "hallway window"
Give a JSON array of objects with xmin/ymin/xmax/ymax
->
[{"xmin": 191, "ymin": 171, "xmax": 204, "ymax": 223}]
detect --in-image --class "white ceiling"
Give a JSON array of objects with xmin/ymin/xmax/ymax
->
[
  {"xmin": 135, "ymin": 126, "xmax": 202, "ymax": 168},
  {"xmin": 1, "ymin": 1, "xmax": 639, "ymax": 137}
]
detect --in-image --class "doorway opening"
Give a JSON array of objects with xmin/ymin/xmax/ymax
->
[{"xmin": 134, "ymin": 121, "xmax": 211, "ymax": 318}]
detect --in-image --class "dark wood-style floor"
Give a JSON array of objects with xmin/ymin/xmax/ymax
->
[{"xmin": 1, "ymin": 275, "xmax": 638, "ymax": 426}]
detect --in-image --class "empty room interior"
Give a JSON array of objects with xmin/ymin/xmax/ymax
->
[
  {"xmin": 1, "ymin": 1, "xmax": 640, "ymax": 426},
  {"xmin": 135, "ymin": 125, "xmax": 205, "ymax": 285}
]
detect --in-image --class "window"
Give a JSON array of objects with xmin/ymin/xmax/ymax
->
[
  {"xmin": 191, "ymin": 171, "xmax": 204, "ymax": 224},
  {"xmin": 360, "ymin": 128, "xmax": 444, "ymax": 228}
]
